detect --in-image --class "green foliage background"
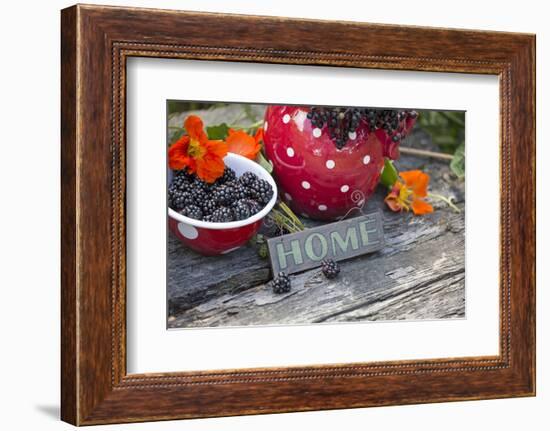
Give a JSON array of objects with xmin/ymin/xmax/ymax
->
[{"xmin": 416, "ymin": 110, "xmax": 465, "ymax": 178}]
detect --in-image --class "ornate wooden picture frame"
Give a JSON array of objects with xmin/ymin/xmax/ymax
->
[{"xmin": 61, "ymin": 4, "xmax": 535, "ymax": 425}]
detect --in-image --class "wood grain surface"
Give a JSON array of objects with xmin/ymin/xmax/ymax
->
[{"xmin": 61, "ymin": 4, "xmax": 535, "ymax": 425}]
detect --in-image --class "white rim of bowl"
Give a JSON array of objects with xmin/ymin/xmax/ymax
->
[{"xmin": 168, "ymin": 153, "xmax": 278, "ymax": 230}]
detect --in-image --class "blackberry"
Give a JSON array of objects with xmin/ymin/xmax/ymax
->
[
  {"xmin": 189, "ymin": 186, "xmax": 208, "ymax": 203},
  {"xmin": 226, "ymin": 180, "xmax": 248, "ymax": 200},
  {"xmin": 216, "ymin": 167, "xmax": 236, "ymax": 185},
  {"xmin": 191, "ymin": 176, "xmax": 212, "ymax": 194},
  {"xmin": 168, "ymin": 167, "xmax": 272, "ymax": 224},
  {"xmin": 171, "ymin": 169, "xmax": 194, "ymax": 187},
  {"xmin": 321, "ymin": 259, "xmax": 340, "ymax": 279},
  {"xmin": 211, "ymin": 207, "xmax": 234, "ymax": 223},
  {"xmin": 239, "ymin": 171, "xmax": 259, "ymax": 187},
  {"xmin": 271, "ymin": 272, "xmax": 291, "ymax": 294},
  {"xmin": 213, "ymin": 185, "xmax": 236, "ymax": 206},
  {"xmin": 178, "ymin": 205, "xmax": 203, "ymax": 220},
  {"xmin": 201, "ymin": 198, "xmax": 217, "ymax": 216},
  {"xmin": 232, "ymin": 199, "xmax": 252, "ymax": 220},
  {"xmin": 249, "ymin": 179, "xmax": 274, "ymax": 204},
  {"xmin": 167, "ymin": 184, "xmax": 179, "ymax": 201},
  {"xmin": 245, "ymin": 198, "xmax": 262, "ymax": 215},
  {"xmin": 169, "ymin": 190, "xmax": 193, "ymax": 210}
]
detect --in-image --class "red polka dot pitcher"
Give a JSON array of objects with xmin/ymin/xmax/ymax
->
[{"xmin": 263, "ymin": 105, "xmax": 415, "ymax": 221}]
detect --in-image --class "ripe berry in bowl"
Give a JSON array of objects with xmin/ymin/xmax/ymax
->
[
  {"xmin": 168, "ymin": 153, "xmax": 278, "ymax": 256},
  {"xmin": 262, "ymin": 106, "xmax": 416, "ymax": 221}
]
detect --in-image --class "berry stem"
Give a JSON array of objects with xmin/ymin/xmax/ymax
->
[
  {"xmin": 400, "ymin": 146, "xmax": 453, "ymax": 161},
  {"xmin": 277, "ymin": 202, "xmax": 305, "ymax": 231},
  {"xmin": 268, "ymin": 203, "xmax": 305, "ymax": 234},
  {"xmin": 428, "ymin": 193, "xmax": 461, "ymax": 213}
]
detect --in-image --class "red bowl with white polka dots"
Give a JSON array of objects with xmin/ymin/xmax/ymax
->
[
  {"xmin": 263, "ymin": 105, "xmax": 388, "ymax": 221},
  {"xmin": 168, "ymin": 153, "xmax": 278, "ymax": 256}
]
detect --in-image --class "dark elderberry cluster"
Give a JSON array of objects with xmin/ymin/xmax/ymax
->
[
  {"xmin": 168, "ymin": 167, "xmax": 274, "ymax": 223},
  {"xmin": 307, "ymin": 106, "xmax": 418, "ymax": 149}
]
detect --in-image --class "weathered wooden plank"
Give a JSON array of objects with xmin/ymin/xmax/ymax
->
[
  {"xmin": 167, "ymin": 238, "xmax": 271, "ymax": 315},
  {"xmin": 169, "ymin": 210, "xmax": 464, "ymax": 327}
]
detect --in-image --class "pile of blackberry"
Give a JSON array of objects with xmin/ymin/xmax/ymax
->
[
  {"xmin": 307, "ymin": 107, "xmax": 418, "ymax": 149},
  {"xmin": 168, "ymin": 167, "xmax": 274, "ymax": 223}
]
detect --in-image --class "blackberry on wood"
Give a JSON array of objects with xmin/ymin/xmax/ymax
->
[
  {"xmin": 272, "ymin": 272, "xmax": 291, "ymax": 294},
  {"xmin": 321, "ymin": 259, "xmax": 340, "ymax": 279}
]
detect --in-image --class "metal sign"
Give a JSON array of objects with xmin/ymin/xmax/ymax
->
[{"xmin": 267, "ymin": 212, "xmax": 384, "ymax": 275}]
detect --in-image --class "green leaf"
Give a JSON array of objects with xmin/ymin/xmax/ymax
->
[
  {"xmin": 450, "ymin": 142, "xmax": 466, "ymax": 178},
  {"xmin": 416, "ymin": 110, "xmax": 465, "ymax": 154},
  {"xmin": 256, "ymin": 151, "xmax": 273, "ymax": 174},
  {"xmin": 258, "ymin": 243, "xmax": 268, "ymax": 259},
  {"xmin": 206, "ymin": 123, "xmax": 229, "ymax": 140},
  {"xmin": 380, "ymin": 159, "xmax": 399, "ymax": 188}
]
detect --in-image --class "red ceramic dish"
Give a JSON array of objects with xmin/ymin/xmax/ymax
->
[
  {"xmin": 263, "ymin": 105, "xmax": 407, "ymax": 221},
  {"xmin": 168, "ymin": 153, "xmax": 277, "ymax": 256}
]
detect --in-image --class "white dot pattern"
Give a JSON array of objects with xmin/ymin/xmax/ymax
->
[
  {"xmin": 340, "ymin": 185, "xmax": 349, "ymax": 193},
  {"xmin": 363, "ymin": 155, "xmax": 371, "ymax": 165},
  {"xmin": 349, "ymin": 131, "xmax": 357, "ymax": 140},
  {"xmin": 286, "ymin": 147, "xmax": 295, "ymax": 157},
  {"xmin": 326, "ymin": 160, "xmax": 335, "ymax": 169},
  {"xmin": 283, "ymin": 114, "xmax": 291, "ymax": 124},
  {"xmin": 178, "ymin": 223, "xmax": 198, "ymax": 240},
  {"xmin": 318, "ymin": 205, "xmax": 328, "ymax": 211},
  {"xmin": 301, "ymin": 181, "xmax": 311, "ymax": 189},
  {"xmin": 312, "ymin": 128, "xmax": 322, "ymax": 138}
]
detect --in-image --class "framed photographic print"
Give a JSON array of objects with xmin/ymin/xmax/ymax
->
[{"xmin": 61, "ymin": 4, "xmax": 536, "ymax": 425}]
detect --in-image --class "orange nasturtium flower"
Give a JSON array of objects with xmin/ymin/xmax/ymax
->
[
  {"xmin": 225, "ymin": 127, "xmax": 263, "ymax": 160},
  {"xmin": 384, "ymin": 170, "xmax": 434, "ymax": 215},
  {"xmin": 168, "ymin": 115, "xmax": 228, "ymax": 183}
]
